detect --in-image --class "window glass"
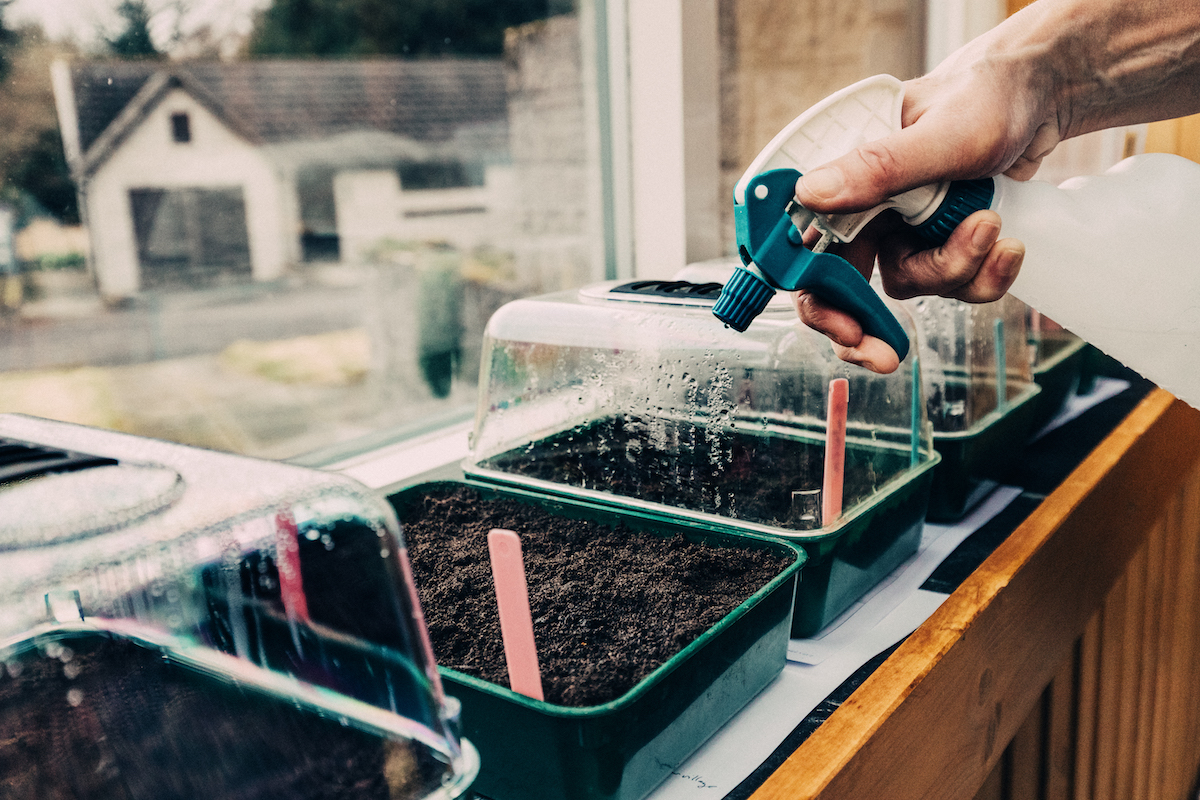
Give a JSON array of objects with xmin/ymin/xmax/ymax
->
[
  {"xmin": 0, "ymin": 0, "xmax": 605, "ymax": 461},
  {"xmin": 398, "ymin": 161, "xmax": 482, "ymax": 192}
]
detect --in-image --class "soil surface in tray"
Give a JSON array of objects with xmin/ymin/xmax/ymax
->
[
  {"xmin": 403, "ymin": 485, "xmax": 792, "ymax": 707},
  {"xmin": 0, "ymin": 635, "xmax": 446, "ymax": 800},
  {"xmin": 479, "ymin": 415, "xmax": 907, "ymax": 529}
]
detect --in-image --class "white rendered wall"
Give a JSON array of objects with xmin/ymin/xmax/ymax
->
[
  {"xmin": 333, "ymin": 165, "xmax": 516, "ymax": 263},
  {"xmin": 85, "ymin": 87, "xmax": 289, "ymax": 297}
]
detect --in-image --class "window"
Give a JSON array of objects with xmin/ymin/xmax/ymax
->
[
  {"xmin": 14, "ymin": 3, "xmax": 618, "ymax": 463},
  {"xmin": 6, "ymin": 1, "xmax": 939, "ymax": 469},
  {"xmin": 170, "ymin": 112, "xmax": 190, "ymax": 143},
  {"xmin": 398, "ymin": 161, "xmax": 482, "ymax": 191}
]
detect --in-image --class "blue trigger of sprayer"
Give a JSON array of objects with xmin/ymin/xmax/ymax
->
[{"xmin": 712, "ymin": 168, "xmax": 910, "ymax": 362}]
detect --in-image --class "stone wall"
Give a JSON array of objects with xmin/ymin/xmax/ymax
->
[{"xmin": 718, "ymin": 0, "xmax": 925, "ymax": 246}]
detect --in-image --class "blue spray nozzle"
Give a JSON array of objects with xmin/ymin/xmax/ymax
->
[
  {"xmin": 716, "ymin": 168, "xmax": 910, "ymax": 361},
  {"xmin": 712, "ymin": 268, "xmax": 774, "ymax": 332}
]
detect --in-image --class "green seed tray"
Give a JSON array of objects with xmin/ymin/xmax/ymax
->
[
  {"xmin": 1031, "ymin": 333, "xmax": 1088, "ymax": 431},
  {"xmin": 928, "ymin": 381, "xmax": 1042, "ymax": 522},
  {"xmin": 389, "ymin": 479, "xmax": 804, "ymax": 800},
  {"xmin": 781, "ymin": 459, "xmax": 932, "ymax": 637},
  {"xmin": 466, "ymin": 418, "xmax": 937, "ymax": 639}
]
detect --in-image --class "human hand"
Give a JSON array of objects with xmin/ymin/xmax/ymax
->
[
  {"xmin": 789, "ymin": 0, "xmax": 1200, "ymax": 371},
  {"xmin": 794, "ymin": 207, "xmax": 1024, "ymax": 373},
  {"xmin": 788, "ymin": 13, "xmax": 1062, "ymax": 370},
  {"xmin": 770, "ymin": 0, "xmax": 1200, "ymax": 372}
]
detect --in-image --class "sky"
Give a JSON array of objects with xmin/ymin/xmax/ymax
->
[{"xmin": 7, "ymin": 0, "xmax": 270, "ymax": 54}]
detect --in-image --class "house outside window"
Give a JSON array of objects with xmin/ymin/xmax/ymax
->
[{"xmin": 398, "ymin": 161, "xmax": 483, "ymax": 191}]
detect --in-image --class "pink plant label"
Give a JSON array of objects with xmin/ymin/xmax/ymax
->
[
  {"xmin": 487, "ymin": 528, "xmax": 544, "ymax": 701},
  {"xmin": 273, "ymin": 511, "xmax": 310, "ymax": 623},
  {"xmin": 823, "ymin": 378, "xmax": 849, "ymax": 525}
]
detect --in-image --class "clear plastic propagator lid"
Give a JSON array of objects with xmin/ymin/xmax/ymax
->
[
  {"xmin": 1027, "ymin": 305, "xmax": 1086, "ymax": 371},
  {"xmin": 902, "ymin": 293, "xmax": 1036, "ymax": 434},
  {"xmin": 0, "ymin": 413, "xmax": 477, "ymax": 799},
  {"xmin": 465, "ymin": 278, "xmax": 937, "ymax": 538}
]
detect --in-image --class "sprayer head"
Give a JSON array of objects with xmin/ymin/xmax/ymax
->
[{"xmin": 712, "ymin": 268, "xmax": 775, "ymax": 332}]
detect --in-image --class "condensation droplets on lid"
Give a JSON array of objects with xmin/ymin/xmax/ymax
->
[
  {"xmin": 466, "ymin": 277, "xmax": 938, "ymax": 540},
  {"xmin": 0, "ymin": 413, "xmax": 479, "ymax": 800},
  {"xmin": 0, "ymin": 463, "xmax": 184, "ymax": 548}
]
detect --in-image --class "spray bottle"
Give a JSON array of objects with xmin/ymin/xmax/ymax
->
[{"xmin": 713, "ymin": 74, "xmax": 1200, "ymax": 408}]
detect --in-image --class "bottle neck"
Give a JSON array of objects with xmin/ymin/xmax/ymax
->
[
  {"xmin": 906, "ymin": 177, "xmax": 997, "ymax": 247},
  {"xmin": 895, "ymin": 182, "xmax": 949, "ymax": 226}
]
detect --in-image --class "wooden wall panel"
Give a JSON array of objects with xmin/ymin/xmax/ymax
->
[
  {"xmin": 1092, "ymin": 570, "xmax": 1128, "ymax": 800},
  {"xmin": 1132, "ymin": 517, "xmax": 1167, "ymax": 800},
  {"xmin": 1114, "ymin": 541, "xmax": 1148, "ymax": 800},
  {"xmin": 1146, "ymin": 116, "xmax": 1200, "ymax": 165},
  {"xmin": 1169, "ymin": 474, "xmax": 1200, "ymax": 788},
  {"xmin": 1043, "ymin": 656, "xmax": 1074, "ymax": 800},
  {"xmin": 749, "ymin": 391, "xmax": 1200, "ymax": 800},
  {"xmin": 978, "ymin": 758, "xmax": 1004, "ymax": 800},
  {"xmin": 1008, "ymin": 702, "xmax": 1043, "ymax": 800},
  {"xmin": 1073, "ymin": 614, "xmax": 1101, "ymax": 800},
  {"xmin": 1146, "ymin": 506, "xmax": 1184, "ymax": 800},
  {"xmin": 970, "ymin": 456, "xmax": 1200, "ymax": 800}
]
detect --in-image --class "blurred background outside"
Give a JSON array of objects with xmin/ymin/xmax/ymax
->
[{"xmin": 0, "ymin": 0, "xmax": 1171, "ymax": 462}]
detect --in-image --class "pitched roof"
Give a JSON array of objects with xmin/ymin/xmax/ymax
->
[{"xmin": 65, "ymin": 58, "xmax": 509, "ymax": 172}]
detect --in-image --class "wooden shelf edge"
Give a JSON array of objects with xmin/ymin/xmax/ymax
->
[{"xmin": 752, "ymin": 388, "xmax": 1200, "ymax": 800}]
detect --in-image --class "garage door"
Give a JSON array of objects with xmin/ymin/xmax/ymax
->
[{"xmin": 130, "ymin": 187, "xmax": 252, "ymax": 289}]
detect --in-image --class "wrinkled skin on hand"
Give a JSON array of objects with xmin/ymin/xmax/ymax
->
[{"xmin": 785, "ymin": 0, "xmax": 1200, "ymax": 372}]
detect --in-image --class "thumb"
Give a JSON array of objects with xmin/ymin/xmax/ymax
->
[{"xmin": 795, "ymin": 122, "xmax": 966, "ymax": 214}]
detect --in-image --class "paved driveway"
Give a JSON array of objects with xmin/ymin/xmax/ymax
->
[{"xmin": 0, "ymin": 268, "xmax": 476, "ymax": 460}]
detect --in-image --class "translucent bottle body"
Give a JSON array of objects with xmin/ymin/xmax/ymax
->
[{"xmin": 991, "ymin": 153, "xmax": 1200, "ymax": 407}]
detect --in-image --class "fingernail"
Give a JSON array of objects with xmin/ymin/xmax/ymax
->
[
  {"xmin": 797, "ymin": 168, "xmax": 843, "ymax": 201},
  {"xmin": 998, "ymin": 246, "xmax": 1024, "ymax": 276},
  {"xmin": 972, "ymin": 220, "xmax": 1000, "ymax": 250}
]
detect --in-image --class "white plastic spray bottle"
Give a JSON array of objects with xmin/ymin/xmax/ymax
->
[{"xmin": 712, "ymin": 74, "xmax": 1200, "ymax": 409}]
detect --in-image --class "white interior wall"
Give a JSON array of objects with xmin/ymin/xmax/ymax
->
[{"xmin": 626, "ymin": 0, "xmax": 722, "ymax": 279}]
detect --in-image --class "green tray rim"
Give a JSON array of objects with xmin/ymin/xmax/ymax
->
[
  {"xmin": 931, "ymin": 380, "xmax": 1041, "ymax": 442},
  {"xmin": 391, "ymin": 478, "xmax": 804, "ymax": 719},
  {"xmin": 462, "ymin": 449, "xmax": 940, "ymax": 546}
]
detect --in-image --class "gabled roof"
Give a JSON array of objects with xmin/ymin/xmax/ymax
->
[{"xmin": 62, "ymin": 58, "xmax": 509, "ymax": 176}]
